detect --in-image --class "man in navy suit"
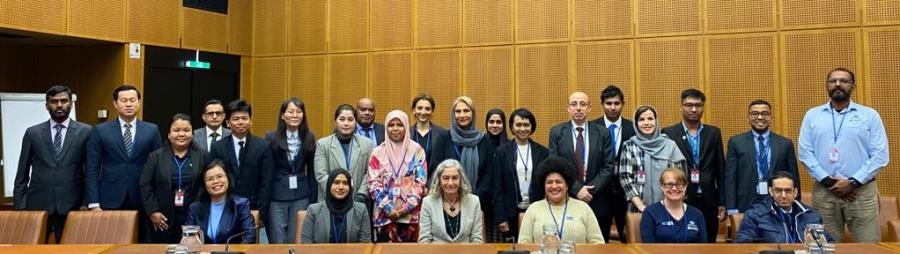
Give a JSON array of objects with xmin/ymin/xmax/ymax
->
[
  {"xmin": 355, "ymin": 97, "xmax": 384, "ymax": 147},
  {"xmin": 85, "ymin": 85, "xmax": 161, "ymax": 241},
  {"xmin": 589, "ymin": 85, "xmax": 635, "ymax": 243},
  {"xmin": 15, "ymin": 85, "xmax": 92, "ymax": 243}
]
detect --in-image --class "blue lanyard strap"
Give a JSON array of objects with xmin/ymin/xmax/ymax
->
[
  {"xmin": 830, "ymin": 104, "xmax": 847, "ymax": 144},
  {"xmin": 756, "ymin": 135, "xmax": 770, "ymax": 179},
  {"xmin": 388, "ymin": 147, "xmax": 410, "ymax": 179},
  {"xmin": 453, "ymin": 143, "xmax": 463, "ymax": 160},
  {"xmin": 517, "ymin": 142, "xmax": 531, "ymax": 174},
  {"xmin": 173, "ymin": 155, "xmax": 189, "ymax": 190},
  {"xmin": 331, "ymin": 215, "xmax": 345, "ymax": 243},
  {"xmin": 684, "ymin": 124, "xmax": 703, "ymax": 167},
  {"xmin": 548, "ymin": 198, "xmax": 569, "ymax": 239}
]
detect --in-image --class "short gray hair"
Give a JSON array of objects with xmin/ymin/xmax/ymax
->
[{"xmin": 428, "ymin": 159, "xmax": 473, "ymax": 199}]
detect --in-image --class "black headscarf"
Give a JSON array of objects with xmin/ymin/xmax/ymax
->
[
  {"xmin": 325, "ymin": 169, "xmax": 354, "ymax": 215},
  {"xmin": 485, "ymin": 108, "xmax": 509, "ymax": 147}
]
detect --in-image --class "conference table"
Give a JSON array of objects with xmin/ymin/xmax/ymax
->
[{"xmin": 0, "ymin": 243, "xmax": 897, "ymax": 254}]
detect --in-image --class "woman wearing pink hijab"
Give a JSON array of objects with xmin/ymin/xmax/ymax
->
[{"xmin": 367, "ymin": 110, "xmax": 428, "ymax": 242}]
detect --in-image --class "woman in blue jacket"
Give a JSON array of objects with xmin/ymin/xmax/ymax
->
[
  {"xmin": 640, "ymin": 168, "xmax": 706, "ymax": 243},
  {"xmin": 186, "ymin": 160, "xmax": 256, "ymax": 244}
]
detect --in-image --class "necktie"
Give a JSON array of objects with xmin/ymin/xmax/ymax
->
[
  {"xmin": 210, "ymin": 132, "xmax": 220, "ymax": 143},
  {"xmin": 609, "ymin": 124, "xmax": 617, "ymax": 156},
  {"xmin": 757, "ymin": 135, "xmax": 768, "ymax": 179},
  {"xmin": 362, "ymin": 127, "xmax": 375, "ymax": 147},
  {"xmin": 575, "ymin": 127, "xmax": 585, "ymax": 181},
  {"xmin": 237, "ymin": 140, "xmax": 245, "ymax": 164},
  {"xmin": 123, "ymin": 123, "xmax": 134, "ymax": 157},
  {"xmin": 53, "ymin": 124, "xmax": 64, "ymax": 161}
]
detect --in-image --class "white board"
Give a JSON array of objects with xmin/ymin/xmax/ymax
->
[{"xmin": 0, "ymin": 93, "xmax": 77, "ymax": 197}]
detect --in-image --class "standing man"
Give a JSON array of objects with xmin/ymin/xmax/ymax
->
[
  {"xmin": 724, "ymin": 100, "xmax": 800, "ymax": 214},
  {"xmin": 211, "ymin": 100, "xmax": 274, "ymax": 226},
  {"xmin": 799, "ymin": 68, "xmax": 888, "ymax": 243},
  {"xmin": 589, "ymin": 85, "xmax": 634, "ymax": 242},
  {"xmin": 194, "ymin": 99, "xmax": 230, "ymax": 152},
  {"xmin": 15, "ymin": 85, "xmax": 92, "ymax": 243},
  {"xmin": 85, "ymin": 85, "xmax": 161, "ymax": 242},
  {"xmin": 548, "ymin": 91, "xmax": 616, "ymax": 241},
  {"xmin": 661, "ymin": 88, "xmax": 725, "ymax": 243},
  {"xmin": 356, "ymin": 97, "xmax": 384, "ymax": 147}
]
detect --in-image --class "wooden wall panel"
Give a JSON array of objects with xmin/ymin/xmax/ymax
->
[
  {"xmin": 241, "ymin": 57, "xmax": 252, "ymax": 99},
  {"xmin": 68, "ymin": 0, "xmax": 126, "ymax": 41},
  {"xmin": 464, "ymin": 0, "xmax": 513, "ymax": 46},
  {"xmin": 418, "ymin": 0, "xmax": 461, "ymax": 48},
  {"xmin": 289, "ymin": 0, "xmax": 327, "ymax": 54},
  {"xmin": 371, "ymin": 0, "xmax": 413, "ymax": 50},
  {"xmin": 229, "ymin": 0, "xmax": 253, "ymax": 55},
  {"xmin": 636, "ymin": 37, "xmax": 702, "ymax": 126},
  {"xmin": 864, "ymin": 0, "xmax": 900, "ymax": 25},
  {"xmin": 253, "ymin": 0, "xmax": 287, "ymax": 56},
  {"xmin": 182, "ymin": 8, "xmax": 229, "ymax": 53},
  {"xmin": 328, "ymin": 54, "xmax": 369, "ymax": 109},
  {"xmin": 415, "ymin": 49, "xmax": 461, "ymax": 128},
  {"xmin": 127, "ymin": 0, "xmax": 180, "ymax": 47},
  {"xmin": 706, "ymin": 0, "xmax": 775, "ymax": 33},
  {"xmin": 251, "ymin": 57, "xmax": 288, "ymax": 135},
  {"xmin": 575, "ymin": 41, "xmax": 634, "ymax": 120},
  {"xmin": 517, "ymin": 0, "xmax": 569, "ymax": 43},
  {"xmin": 329, "ymin": 0, "xmax": 369, "ymax": 52},
  {"xmin": 517, "ymin": 44, "xmax": 569, "ymax": 145},
  {"xmin": 574, "ymin": 0, "xmax": 632, "ymax": 40},
  {"xmin": 636, "ymin": 0, "xmax": 701, "ymax": 37},
  {"xmin": 0, "ymin": 0, "xmax": 67, "ymax": 35},
  {"xmin": 124, "ymin": 44, "xmax": 144, "ymax": 88},
  {"xmin": 289, "ymin": 56, "xmax": 327, "ymax": 138},
  {"xmin": 865, "ymin": 27, "xmax": 900, "ymax": 196},
  {"xmin": 465, "ymin": 47, "xmax": 515, "ymax": 119},
  {"xmin": 781, "ymin": 0, "xmax": 859, "ymax": 29},
  {"xmin": 370, "ymin": 52, "xmax": 412, "ymax": 122}
]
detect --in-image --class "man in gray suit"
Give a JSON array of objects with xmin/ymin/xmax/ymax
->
[
  {"xmin": 194, "ymin": 99, "xmax": 230, "ymax": 152},
  {"xmin": 14, "ymin": 85, "xmax": 92, "ymax": 243},
  {"xmin": 725, "ymin": 100, "xmax": 800, "ymax": 214}
]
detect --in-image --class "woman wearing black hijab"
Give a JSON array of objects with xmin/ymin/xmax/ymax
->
[
  {"xmin": 301, "ymin": 169, "xmax": 372, "ymax": 243},
  {"xmin": 485, "ymin": 108, "xmax": 509, "ymax": 148}
]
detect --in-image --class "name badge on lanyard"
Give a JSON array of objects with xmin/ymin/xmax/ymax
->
[
  {"xmin": 829, "ymin": 146, "xmax": 839, "ymax": 163},
  {"xmin": 289, "ymin": 175, "xmax": 298, "ymax": 189},
  {"xmin": 690, "ymin": 168, "xmax": 700, "ymax": 184},
  {"xmin": 175, "ymin": 190, "xmax": 185, "ymax": 207},
  {"xmin": 757, "ymin": 181, "xmax": 768, "ymax": 195},
  {"xmin": 173, "ymin": 156, "xmax": 189, "ymax": 207},
  {"xmin": 636, "ymin": 168, "xmax": 646, "ymax": 185}
]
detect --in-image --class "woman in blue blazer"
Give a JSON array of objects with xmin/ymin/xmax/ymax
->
[{"xmin": 186, "ymin": 160, "xmax": 256, "ymax": 244}]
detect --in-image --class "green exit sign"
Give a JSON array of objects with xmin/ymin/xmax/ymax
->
[{"xmin": 185, "ymin": 61, "xmax": 210, "ymax": 69}]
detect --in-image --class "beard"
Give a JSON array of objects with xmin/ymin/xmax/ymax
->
[{"xmin": 829, "ymin": 88, "xmax": 851, "ymax": 102}]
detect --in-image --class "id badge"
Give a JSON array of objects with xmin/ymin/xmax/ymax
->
[
  {"xmin": 288, "ymin": 175, "xmax": 298, "ymax": 190},
  {"xmin": 829, "ymin": 146, "xmax": 839, "ymax": 163},
  {"xmin": 636, "ymin": 170, "xmax": 646, "ymax": 184},
  {"xmin": 175, "ymin": 190, "xmax": 185, "ymax": 207},
  {"xmin": 690, "ymin": 168, "xmax": 700, "ymax": 184},
  {"xmin": 757, "ymin": 181, "xmax": 768, "ymax": 195},
  {"xmin": 391, "ymin": 187, "xmax": 401, "ymax": 197}
]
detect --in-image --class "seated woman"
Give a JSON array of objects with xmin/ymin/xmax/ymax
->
[
  {"xmin": 418, "ymin": 159, "xmax": 484, "ymax": 243},
  {"xmin": 640, "ymin": 168, "xmax": 707, "ymax": 243},
  {"xmin": 186, "ymin": 160, "xmax": 256, "ymax": 244},
  {"xmin": 301, "ymin": 169, "xmax": 372, "ymax": 243},
  {"xmin": 518, "ymin": 156, "xmax": 604, "ymax": 244}
]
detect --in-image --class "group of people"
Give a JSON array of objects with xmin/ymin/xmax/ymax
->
[{"xmin": 14, "ymin": 67, "xmax": 888, "ymax": 246}]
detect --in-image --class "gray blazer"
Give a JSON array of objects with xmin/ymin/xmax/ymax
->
[
  {"xmin": 418, "ymin": 194, "xmax": 484, "ymax": 243},
  {"xmin": 193, "ymin": 127, "xmax": 231, "ymax": 152},
  {"xmin": 300, "ymin": 202, "xmax": 372, "ymax": 243},
  {"xmin": 314, "ymin": 134, "xmax": 372, "ymax": 202}
]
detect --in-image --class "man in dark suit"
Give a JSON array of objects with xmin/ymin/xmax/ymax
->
[
  {"xmin": 589, "ymin": 85, "xmax": 635, "ymax": 243},
  {"xmin": 85, "ymin": 85, "xmax": 161, "ymax": 242},
  {"xmin": 210, "ymin": 100, "xmax": 273, "ymax": 223},
  {"xmin": 14, "ymin": 85, "xmax": 92, "ymax": 243},
  {"xmin": 548, "ymin": 91, "xmax": 616, "ymax": 240},
  {"xmin": 356, "ymin": 97, "xmax": 384, "ymax": 147},
  {"xmin": 194, "ymin": 99, "xmax": 230, "ymax": 152},
  {"xmin": 661, "ymin": 88, "xmax": 725, "ymax": 243},
  {"xmin": 725, "ymin": 100, "xmax": 800, "ymax": 214}
]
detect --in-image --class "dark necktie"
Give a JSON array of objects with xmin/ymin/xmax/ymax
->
[
  {"xmin": 609, "ymin": 124, "xmax": 617, "ymax": 156},
  {"xmin": 123, "ymin": 123, "xmax": 134, "ymax": 157},
  {"xmin": 211, "ymin": 132, "xmax": 220, "ymax": 143},
  {"xmin": 575, "ymin": 126, "xmax": 585, "ymax": 181},
  {"xmin": 237, "ymin": 140, "xmax": 245, "ymax": 165},
  {"xmin": 757, "ymin": 135, "xmax": 768, "ymax": 178},
  {"xmin": 53, "ymin": 124, "xmax": 64, "ymax": 161}
]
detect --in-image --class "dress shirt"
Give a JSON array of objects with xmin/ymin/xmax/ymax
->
[
  {"xmin": 232, "ymin": 135, "xmax": 247, "ymax": 162},
  {"xmin": 603, "ymin": 117, "xmax": 623, "ymax": 157},
  {"xmin": 50, "ymin": 118, "xmax": 71, "ymax": 146},
  {"xmin": 570, "ymin": 120, "xmax": 590, "ymax": 169},
  {"xmin": 287, "ymin": 129, "xmax": 300, "ymax": 160},
  {"xmin": 206, "ymin": 126, "xmax": 224, "ymax": 151}
]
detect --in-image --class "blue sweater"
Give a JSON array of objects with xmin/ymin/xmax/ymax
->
[{"xmin": 640, "ymin": 202, "xmax": 707, "ymax": 243}]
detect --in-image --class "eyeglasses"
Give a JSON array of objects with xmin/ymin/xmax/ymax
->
[
  {"xmin": 770, "ymin": 188, "xmax": 795, "ymax": 196},
  {"xmin": 749, "ymin": 111, "xmax": 772, "ymax": 118},
  {"xmin": 827, "ymin": 78, "xmax": 854, "ymax": 85},
  {"xmin": 204, "ymin": 111, "xmax": 224, "ymax": 117},
  {"xmin": 568, "ymin": 101, "xmax": 590, "ymax": 108},
  {"xmin": 682, "ymin": 103, "xmax": 704, "ymax": 109},
  {"xmin": 662, "ymin": 182, "xmax": 685, "ymax": 190}
]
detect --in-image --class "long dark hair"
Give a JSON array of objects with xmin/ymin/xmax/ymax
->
[
  {"xmin": 275, "ymin": 98, "xmax": 316, "ymax": 154},
  {"xmin": 193, "ymin": 160, "xmax": 234, "ymax": 220}
]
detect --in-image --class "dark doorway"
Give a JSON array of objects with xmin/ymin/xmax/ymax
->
[{"xmin": 143, "ymin": 46, "xmax": 240, "ymax": 138}]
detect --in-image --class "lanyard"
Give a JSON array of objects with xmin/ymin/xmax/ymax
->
[
  {"xmin": 638, "ymin": 148, "xmax": 646, "ymax": 172},
  {"xmin": 684, "ymin": 124, "xmax": 703, "ymax": 167},
  {"xmin": 331, "ymin": 215, "xmax": 345, "ymax": 243},
  {"xmin": 548, "ymin": 198, "xmax": 569, "ymax": 239},
  {"xmin": 453, "ymin": 143, "xmax": 463, "ymax": 160},
  {"xmin": 173, "ymin": 155, "xmax": 189, "ymax": 190},
  {"xmin": 756, "ymin": 135, "xmax": 770, "ymax": 179},
  {"xmin": 776, "ymin": 208, "xmax": 797, "ymax": 243},
  {"xmin": 829, "ymin": 104, "xmax": 847, "ymax": 144},
  {"xmin": 388, "ymin": 147, "xmax": 410, "ymax": 180},
  {"xmin": 517, "ymin": 142, "xmax": 531, "ymax": 179},
  {"xmin": 414, "ymin": 127, "xmax": 431, "ymax": 152},
  {"xmin": 335, "ymin": 136, "xmax": 354, "ymax": 169}
]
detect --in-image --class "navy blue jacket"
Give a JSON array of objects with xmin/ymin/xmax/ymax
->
[
  {"xmin": 186, "ymin": 195, "xmax": 256, "ymax": 244},
  {"xmin": 85, "ymin": 119, "xmax": 161, "ymax": 208},
  {"xmin": 264, "ymin": 131, "xmax": 317, "ymax": 202},
  {"xmin": 735, "ymin": 197, "xmax": 832, "ymax": 243},
  {"xmin": 640, "ymin": 201, "xmax": 707, "ymax": 243}
]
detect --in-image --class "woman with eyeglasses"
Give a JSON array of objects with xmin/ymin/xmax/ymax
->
[
  {"xmin": 640, "ymin": 168, "xmax": 706, "ymax": 243},
  {"xmin": 617, "ymin": 105, "xmax": 687, "ymax": 213}
]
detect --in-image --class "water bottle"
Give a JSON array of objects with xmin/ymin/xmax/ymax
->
[
  {"xmin": 804, "ymin": 224, "xmax": 831, "ymax": 254},
  {"xmin": 559, "ymin": 240, "xmax": 576, "ymax": 254},
  {"xmin": 540, "ymin": 225, "xmax": 561, "ymax": 254}
]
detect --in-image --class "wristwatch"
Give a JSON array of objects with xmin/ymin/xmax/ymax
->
[{"xmin": 849, "ymin": 178, "xmax": 862, "ymax": 188}]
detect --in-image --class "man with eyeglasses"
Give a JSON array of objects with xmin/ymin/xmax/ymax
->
[
  {"xmin": 724, "ymin": 100, "xmax": 800, "ymax": 215},
  {"xmin": 798, "ymin": 67, "xmax": 888, "ymax": 243},
  {"xmin": 735, "ymin": 171, "xmax": 832, "ymax": 243},
  {"xmin": 194, "ymin": 100, "xmax": 231, "ymax": 152},
  {"xmin": 662, "ymin": 88, "xmax": 725, "ymax": 243}
]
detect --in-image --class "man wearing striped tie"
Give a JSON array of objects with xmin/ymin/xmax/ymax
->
[
  {"xmin": 85, "ymin": 85, "xmax": 161, "ymax": 242},
  {"xmin": 14, "ymin": 85, "xmax": 92, "ymax": 243}
]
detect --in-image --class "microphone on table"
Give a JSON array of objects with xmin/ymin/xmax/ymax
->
[
  {"xmin": 498, "ymin": 235, "xmax": 529, "ymax": 254},
  {"xmin": 759, "ymin": 233, "xmax": 792, "ymax": 254},
  {"xmin": 211, "ymin": 225, "xmax": 261, "ymax": 254}
]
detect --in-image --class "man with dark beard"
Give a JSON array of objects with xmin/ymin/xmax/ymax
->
[{"xmin": 798, "ymin": 67, "xmax": 888, "ymax": 243}]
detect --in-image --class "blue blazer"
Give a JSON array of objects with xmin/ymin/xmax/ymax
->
[
  {"xmin": 186, "ymin": 195, "xmax": 256, "ymax": 244},
  {"xmin": 85, "ymin": 119, "xmax": 161, "ymax": 208},
  {"xmin": 264, "ymin": 131, "xmax": 317, "ymax": 202}
]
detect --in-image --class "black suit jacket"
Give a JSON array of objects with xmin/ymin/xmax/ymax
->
[
  {"xmin": 210, "ymin": 134, "xmax": 273, "ymax": 218},
  {"xmin": 264, "ymin": 131, "xmax": 317, "ymax": 202},
  {"xmin": 491, "ymin": 139, "xmax": 549, "ymax": 225},
  {"xmin": 85, "ymin": 119, "xmax": 162, "ymax": 209},
  {"xmin": 140, "ymin": 145, "xmax": 211, "ymax": 218},
  {"xmin": 724, "ymin": 131, "xmax": 800, "ymax": 212},
  {"xmin": 358, "ymin": 122, "xmax": 385, "ymax": 146},
  {"xmin": 14, "ymin": 120, "xmax": 92, "ymax": 214},
  {"xmin": 547, "ymin": 121, "xmax": 616, "ymax": 217},
  {"xmin": 410, "ymin": 124, "xmax": 448, "ymax": 164},
  {"xmin": 662, "ymin": 123, "xmax": 726, "ymax": 210},
  {"xmin": 590, "ymin": 117, "xmax": 636, "ymax": 159}
]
